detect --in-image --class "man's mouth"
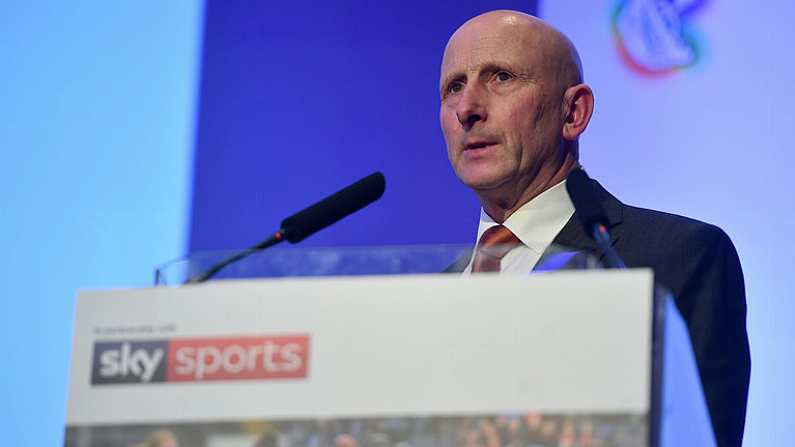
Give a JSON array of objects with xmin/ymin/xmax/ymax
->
[{"xmin": 464, "ymin": 141, "xmax": 497, "ymax": 151}]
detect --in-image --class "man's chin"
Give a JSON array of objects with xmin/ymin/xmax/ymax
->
[{"xmin": 457, "ymin": 171, "xmax": 510, "ymax": 191}]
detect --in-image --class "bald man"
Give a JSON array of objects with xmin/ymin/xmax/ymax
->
[{"xmin": 440, "ymin": 11, "xmax": 749, "ymax": 447}]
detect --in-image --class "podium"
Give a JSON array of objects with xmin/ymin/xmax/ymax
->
[{"xmin": 65, "ymin": 246, "xmax": 714, "ymax": 447}]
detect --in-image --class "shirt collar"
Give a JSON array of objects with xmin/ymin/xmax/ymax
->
[{"xmin": 474, "ymin": 180, "xmax": 575, "ymax": 254}]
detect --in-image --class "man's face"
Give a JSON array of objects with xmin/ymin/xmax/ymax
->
[{"xmin": 439, "ymin": 18, "xmax": 565, "ymax": 195}]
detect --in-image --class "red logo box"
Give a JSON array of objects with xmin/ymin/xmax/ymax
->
[{"xmin": 166, "ymin": 334, "xmax": 309, "ymax": 382}]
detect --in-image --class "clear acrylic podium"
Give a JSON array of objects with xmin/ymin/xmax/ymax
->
[
  {"xmin": 154, "ymin": 245, "xmax": 478, "ymax": 285},
  {"xmin": 66, "ymin": 245, "xmax": 714, "ymax": 447},
  {"xmin": 152, "ymin": 244, "xmax": 609, "ymax": 285}
]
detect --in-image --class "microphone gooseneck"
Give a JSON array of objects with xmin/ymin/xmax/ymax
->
[
  {"xmin": 186, "ymin": 172, "xmax": 386, "ymax": 284},
  {"xmin": 566, "ymin": 169, "xmax": 626, "ymax": 269}
]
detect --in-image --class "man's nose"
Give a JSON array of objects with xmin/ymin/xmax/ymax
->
[{"xmin": 455, "ymin": 84, "xmax": 487, "ymax": 130}]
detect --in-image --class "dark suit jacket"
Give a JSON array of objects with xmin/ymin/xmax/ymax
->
[{"xmin": 450, "ymin": 180, "xmax": 751, "ymax": 447}]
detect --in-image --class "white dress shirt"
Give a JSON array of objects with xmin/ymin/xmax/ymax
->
[{"xmin": 463, "ymin": 180, "xmax": 575, "ymax": 274}]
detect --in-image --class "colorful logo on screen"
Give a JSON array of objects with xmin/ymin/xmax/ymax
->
[
  {"xmin": 611, "ymin": 0, "xmax": 708, "ymax": 77},
  {"xmin": 91, "ymin": 334, "xmax": 310, "ymax": 385}
]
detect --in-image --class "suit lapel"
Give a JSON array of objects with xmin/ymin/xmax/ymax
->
[
  {"xmin": 445, "ymin": 179, "xmax": 625, "ymax": 274},
  {"xmin": 540, "ymin": 179, "xmax": 624, "ymax": 268}
]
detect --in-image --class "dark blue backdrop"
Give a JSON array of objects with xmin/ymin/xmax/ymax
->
[{"xmin": 189, "ymin": 1, "xmax": 538, "ymax": 251}]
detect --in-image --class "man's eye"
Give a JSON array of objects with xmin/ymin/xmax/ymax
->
[
  {"xmin": 495, "ymin": 71, "xmax": 513, "ymax": 82},
  {"xmin": 448, "ymin": 82, "xmax": 464, "ymax": 94}
]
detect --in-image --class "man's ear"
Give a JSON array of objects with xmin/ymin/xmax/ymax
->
[{"xmin": 562, "ymin": 84, "xmax": 594, "ymax": 141}]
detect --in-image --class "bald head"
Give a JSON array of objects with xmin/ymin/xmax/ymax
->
[
  {"xmin": 443, "ymin": 10, "xmax": 583, "ymax": 95},
  {"xmin": 439, "ymin": 10, "xmax": 594, "ymax": 221}
]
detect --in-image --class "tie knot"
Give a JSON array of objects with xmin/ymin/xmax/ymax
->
[{"xmin": 471, "ymin": 225, "xmax": 522, "ymax": 272}]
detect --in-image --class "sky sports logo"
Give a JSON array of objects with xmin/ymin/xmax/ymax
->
[{"xmin": 91, "ymin": 334, "xmax": 309, "ymax": 385}]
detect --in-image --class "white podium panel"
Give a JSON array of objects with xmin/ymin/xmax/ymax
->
[{"xmin": 66, "ymin": 270, "xmax": 674, "ymax": 447}]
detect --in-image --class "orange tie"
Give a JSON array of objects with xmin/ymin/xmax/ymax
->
[{"xmin": 471, "ymin": 225, "xmax": 522, "ymax": 273}]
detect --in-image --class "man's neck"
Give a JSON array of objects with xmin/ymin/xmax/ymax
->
[{"xmin": 478, "ymin": 158, "xmax": 577, "ymax": 223}]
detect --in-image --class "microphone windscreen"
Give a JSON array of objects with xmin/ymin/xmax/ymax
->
[
  {"xmin": 280, "ymin": 172, "xmax": 386, "ymax": 243},
  {"xmin": 566, "ymin": 169, "xmax": 608, "ymax": 231}
]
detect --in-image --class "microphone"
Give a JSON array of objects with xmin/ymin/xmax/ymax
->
[
  {"xmin": 187, "ymin": 172, "xmax": 386, "ymax": 284},
  {"xmin": 281, "ymin": 171, "xmax": 385, "ymax": 243},
  {"xmin": 566, "ymin": 169, "xmax": 626, "ymax": 268}
]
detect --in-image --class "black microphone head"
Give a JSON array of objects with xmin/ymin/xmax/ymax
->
[
  {"xmin": 566, "ymin": 169, "xmax": 609, "ymax": 232},
  {"xmin": 280, "ymin": 172, "xmax": 385, "ymax": 243}
]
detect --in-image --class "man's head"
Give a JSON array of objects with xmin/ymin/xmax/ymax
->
[{"xmin": 439, "ymin": 10, "xmax": 594, "ymax": 221}]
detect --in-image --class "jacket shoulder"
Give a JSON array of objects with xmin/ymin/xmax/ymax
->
[
  {"xmin": 620, "ymin": 204, "xmax": 734, "ymax": 255},
  {"xmin": 616, "ymin": 204, "xmax": 742, "ymax": 298}
]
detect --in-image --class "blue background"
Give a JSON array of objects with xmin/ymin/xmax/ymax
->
[{"xmin": 1, "ymin": 1, "xmax": 792, "ymax": 445}]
